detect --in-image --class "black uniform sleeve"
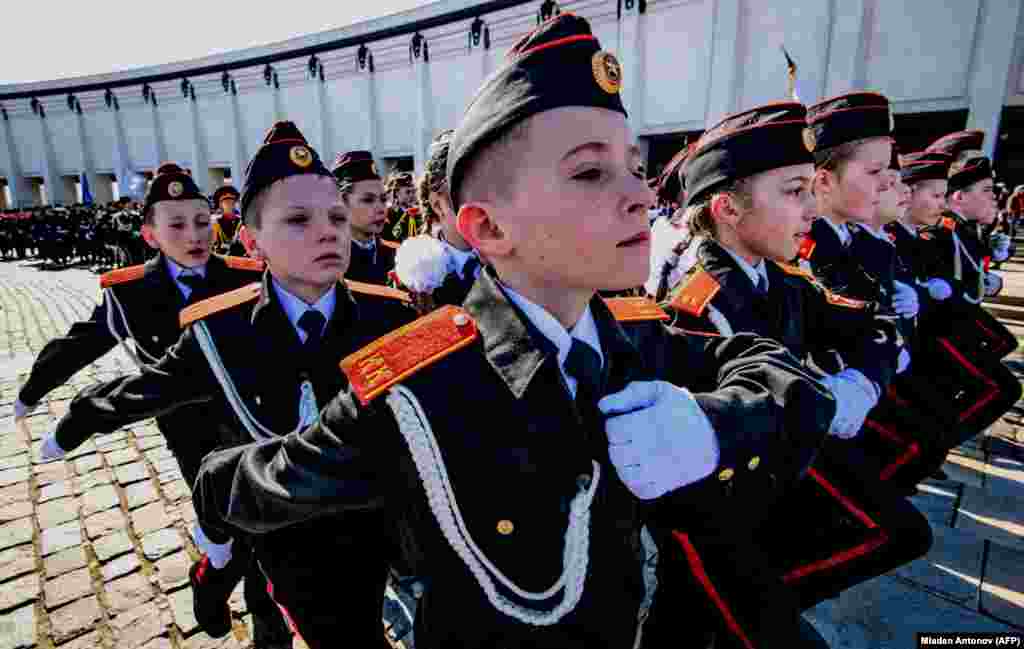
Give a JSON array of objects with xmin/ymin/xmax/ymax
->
[
  {"xmin": 194, "ymin": 389, "xmax": 400, "ymax": 543},
  {"xmin": 18, "ymin": 301, "xmax": 118, "ymax": 406},
  {"xmin": 54, "ymin": 326, "xmax": 216, "ymax": 452},
  {"xmin": 647, "ymin": 329, "xmax": 836, "ymax": 525}
]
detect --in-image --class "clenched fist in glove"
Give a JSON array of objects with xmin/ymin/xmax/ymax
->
[
  {"xmin": 38, "ymin": 433, "xmax": 66, "ymax": 463},
  {"xmin": 984, "ymin": 272, "xmax": 1003, "ymax": 297},
  {"xmin": 923, "ymin": 278, "xmax": 952, "ymax": 301},
  {"xmin": 892, "ymin": 280, "xmax": 920, "ymax": 318},
  {"xmin": 820, "ymin": 369, "xmax": 879, "ymax": 439},
  {"xmin": 599, "ymin": 381, "xmax": 719, "ymax": 500}
]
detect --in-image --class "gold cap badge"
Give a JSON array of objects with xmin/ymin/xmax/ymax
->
[
  {"xmin": 290, "ymin": 145, "xmax": 313, "ymax": 169},
  {"xmin": 592, "ymin": 51, "xmax": 622, "ymax": 95},
  {"xmin": 167, "ymin": 181, "xmax": 184, "ymax": 198},
  {"xmin": 802, "ymin": 128, "xmax": 817, "ymax": 153}
]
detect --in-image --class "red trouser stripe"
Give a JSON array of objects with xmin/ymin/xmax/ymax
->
[
  {"xmin": 266, "ymin": 580, "xmax": 303, "ymax": 644},
  {"xmin": 864, "ymin": 418, "xmax": 921, "ymax": 482},
  {"xmin": 672, "ymin": 531, "xmax": 756, "ymax": 649},
  {"xmin": 937, "ymin": 339, "xmax": 1000, "ymax": 423}
]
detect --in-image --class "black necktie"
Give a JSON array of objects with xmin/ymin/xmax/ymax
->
[
  {"xmin": 754, "ymin": 273, "xmax": 768, "ymax": 297},
  {"xmin": 564, "ymin": 338, "xmax": 603, "ymax": 407},
  {"xmin": 178, "ymin": 273, "xmax": 205, "ymax": 299},
  {"xmin": 462, "ymin": 256, "xmax": 481, "ymax": 281},
  {"xmin": 298, "ymin": 310, "xmax": 326, "ymax": 352}
]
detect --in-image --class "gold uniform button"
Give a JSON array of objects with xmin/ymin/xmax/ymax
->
[
  {"xmin": 497, "ymin": 520, "xmax": 514, "ymax": 536},
  {"xmin": 748, "ymin": 457, "xmax": 761, "ymax": 470},
  {"xmin": 718, "ymin": 468, "xmax": 734, "ymax": 482}
]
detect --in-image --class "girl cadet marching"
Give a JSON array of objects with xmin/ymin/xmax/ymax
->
[
  {"xmin": 192, "ymin": 14, "xmax": 843, "ymax": 649},
  {"xmin": 21, "ymin": 163, "xmax": 283, "ymax": 644},
  {"xmin": 331, "ymin": 150, "xmax": 399, "ymax": 286},
  {"xmin": 646, "ymin": 100, "xmax": 925, "ymax": 648},
  {"xmin": 41, "ymin": 122, "xmax": 415, "ymax": 649}
]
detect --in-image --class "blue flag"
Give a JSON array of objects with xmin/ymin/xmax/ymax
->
[{"xmin": 80, "ymin": 171, "xmax": 94, "ymax": 205}]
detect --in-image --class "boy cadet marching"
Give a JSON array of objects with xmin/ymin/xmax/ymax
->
[
  {"xmin": 645, "ymin": 100, "xmax": 919, "ymax": 647},
  {"xmin": 191, "ymin": 14, "xmax": 842, "ymax": 649},
  {"xmin": 211, "ymin": 184, "xmax": 247, "ymax": 256},
  {"xmin": 39, "ymin": 122, "xmax": 414, "ymax": 648},
  {"xmin": 18, "ymin": 163, "xmax": 285, "ymax": 644},
  {"xmin": 332, "ymin": 151, "xmax": 400, "ymax": 286}
]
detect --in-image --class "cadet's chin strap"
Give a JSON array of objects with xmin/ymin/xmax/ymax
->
[
  {"xmin": 192, "ymin": 320, "xmax": 318, "ymax": 441},
  {"xmin": 104, "ymin": 288, "xmax": 162, "ymax": 370},
  {"xmin": 385, "ymin": 384, "xmax": 598, "ymax": 626}
]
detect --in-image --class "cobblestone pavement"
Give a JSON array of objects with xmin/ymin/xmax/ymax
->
[
  {"xmin": 0, "ymin": 255, "xmax": 1023, "ymax": 649},
  {"xmin": 0, "ymin": 258, "xmax": 252, "ymax": 649}
]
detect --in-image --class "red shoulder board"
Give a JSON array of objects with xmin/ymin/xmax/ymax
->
[
  {"xmin": 602, "ymin": 297, "xmax": 670, "ymax": 322},
  {"xmin": 984, "ymin": 256, "xmax": 991, "ymax": 272},
  {"xmin": 824, "ymin": 291, "xmax": 868, "ymax": 310},
  {"xmin": 341, "ymin": 305, "xmax": 478, "ymax": 405},
  {"xmin": 179, "ymin": 282, "xmax": 261, "ymax": 328},
  {"xmin": 344, "ymin": 279, "xmax": 411, "ymax": 303},
  {"xmin": 668, "ymin": 270, "xmax": 721, "ymax": 317},
  {"xmin": 379, "ymin": 239, "xmax": 400, "ymax": 250},
  {"xmin": 887, "ymin": 231, "xmax": 897, "ymax": 243},
  {"xmin": 920, "ymin": 232, "xmax": 934, "ymax": 240},
  {"xmin": 221, "ymin": 256, "xmax": 265, "ymax": 272},
  {"xmin": 797, "ymin": 236, "xmax": 817, "ymax": 261},
  {"xmin": 942, "ymin": 217, "xmax": 956, "ymax": 231},
  {"xmin": 100, "ymin": 265, "xmax": 146, "ymax": 289}
]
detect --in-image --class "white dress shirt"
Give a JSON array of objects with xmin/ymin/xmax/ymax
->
[
  {"xmin": 502, "ymin": 285, "xmax": 603, "ymax": 399},
  {"xmin": 820, "ymin": 215, "xmax": 852, "ymax": 246},
  {"xmin": 164, "ymin": 256, "xmax": 207, "ymax": 301},
  {"xmin": 271, "ymin": 279, "xmax": 337, "ymax": 343}
]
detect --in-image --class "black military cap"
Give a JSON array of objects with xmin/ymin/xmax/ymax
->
[
  {"xmin": 899, "ymin": 151, "xmax": 951, "ymax": 185},
  {"xmin": 143, "ymin": 162, "xmax": 205, "ymax": 215},
  {"xmin": 656, "ymin": 145, "xmax": 691, "ymax": 204},
  {"xmin": 926, "ymin": 130, "xmax": 991, "ymax": 193},
  {"xmin": 447, "ymin": 13, "xmax": 626, "ymax": 210},
  {"xmin": 240, "ymin": 121, "xmax": 333, "ymax": 222},
  {"xmin": 805, "ymin": 91, "xmax": 893, "ymax": 156},
  {"xmin": 212, "ymin": 185, "xmax": 240, "ymax": 205},
  {"xmin": 684, "ymin": 101, "xmax": 813, "ymax": 208},
  {"xmin": 332, "ymin": 151, "xmax": 381, "ymax": 183}
]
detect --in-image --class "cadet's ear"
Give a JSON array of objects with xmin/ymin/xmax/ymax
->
[
  {"xmin": 140, "ymin": 224, "xmax": 161, "ymax": 251},
  {"xmin": 458, "ymin": 202, "xmax": 512, "ymax": 258},
  {"xmin": 709, "ymin": 192, "xmax": 742, "ymax": 229}
]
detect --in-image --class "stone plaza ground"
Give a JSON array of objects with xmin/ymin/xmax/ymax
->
[{"xmin": 0, "ymin": 253, "xmax": 1021, "ymax": 648}]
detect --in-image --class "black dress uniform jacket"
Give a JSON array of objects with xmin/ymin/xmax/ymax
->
[
  {"xmin": 193, "ymin": 267, "xmax": 837, "ymax": 649},
  {"xmin": 19, "ymin": 253, "xmax": 260, "ymax": 484},
  {"xmin": 346, "ymin": 238, "xmax": 398, "ymax": 286},
  {"xmin": 806, "ymin": 218, "xmax": 884, "ymax": 303},
  {"xmin": 53, "ymin": 271, "xmax": 413, "ymax": 648},
  {"xmin": 918, "ymin": 212, "xmax": 993, "ymax": 303}
]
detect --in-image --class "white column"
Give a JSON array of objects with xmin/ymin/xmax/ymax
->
[
  {"xmin": 110, "ymin": 102, "xmax": 135, "ymax": 199},
  {"xmin": 361, "ymin": 65, "xmax": 381, "ymax": 169},
  {"xmin": 228, "ymin": 91, "xmax": 248, "ymax": 186},
  {"xmin": 187, "ymin": 94, "xmax": 210, "ymax": 193},
  {"xmin": 73, "ymin": 107, "xmax": 101, "ymax": 205},
  {"xmin": 316, "ymin": 73, "xmax": 333, "ymax": 160},
  {"xmin": 149, "ymin": 100, "xmax": 169, "ymax": 166},
  {"xmin": 2, "ymin": 114, "xmax": 30, "ymax": 208},
  {"xmin": 966, "ymin": 0, "xmax": 1023, "ymax": 160},
  {"xmin": 35, "ymin": 107, "xmax": 66, "ymax": 205},
  {"xmin": 413, "ymin": 49, "xmax": 435, "ymax": 174},
  {"xmin": 617, "ymin": 2, "xmax": 648, "ymax": 130},
  {"xmin": 823, "ymin": 0, "xmax": 869, "ymax": 98},
  {"xmin": 705, "ymin": 0, "xmax": 741, "ymax": 124}
]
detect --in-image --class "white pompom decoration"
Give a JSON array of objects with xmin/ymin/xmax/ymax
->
[{"xmin": 395, "ymin": 235, "xmax": 454, "ymax": 293}]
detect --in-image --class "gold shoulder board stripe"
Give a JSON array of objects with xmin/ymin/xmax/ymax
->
[
  {"xmin": 344, "ymin": 279, "xmax": 411, "ymax": 303},
  {"xmin": 668, "ymin": 269, "xmax": 721, "ymax": 317},
  {"xmin": 341, "ymin": 305, "xmax": 478, "ymax": 405},
  {"xmin": 100, "ymin": 265, "xmax": 146, "ymax": 289},
  {"xmin": 221, "ymin": 256, "xmax": 265, "ymax": 272},
  {"xmin": 179, "ymin": 282, "xmax": 262, "ymax": 328},
  {"xmin": 602, "ymin": 297, "xmax": 670, "ymax": 322}
]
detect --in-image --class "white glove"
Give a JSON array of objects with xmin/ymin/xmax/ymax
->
[
  {"xmin": 923, "ymin": 278, "xmax": 952, "ymax": 301},
  {"xmin": 38, "ymin": 433, "xmax": 66, "ymax": 463},
  {"xmin": 992, "ymin": 234, "xmax": 1011, "ymax": 262},
  {"xmin": 897, "ymin": 348, "xmax": 911, "ymax": 374},
  {"xmin": 393, "ymin": 235, "xmax": 453, "ymax": 293},
  {"xmin": 192, "ymin": 523, "xmax": 234, "ymax": 569},
  {"xmin": 984, "ymin": 272, "xmax": 1003, "ymax": 297},
  {"xmin": 892, "ymin": 281, "xmax": 920, "ymax": 318},
  {"xmin": 821, "ymin": 370, "xmax": 879, "ymax": 439},
  {"xmin": 599, "ymin": 381, "xmax": 719, "ymax": 500},
  {"xmin": 13, "ymin": 399, "xmax": 30, "ymax": 419}
]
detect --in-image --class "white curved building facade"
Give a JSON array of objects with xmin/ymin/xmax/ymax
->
[{"xmin": 1, "ymin": 0, "xmax": 1023, "ymax": 207}]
